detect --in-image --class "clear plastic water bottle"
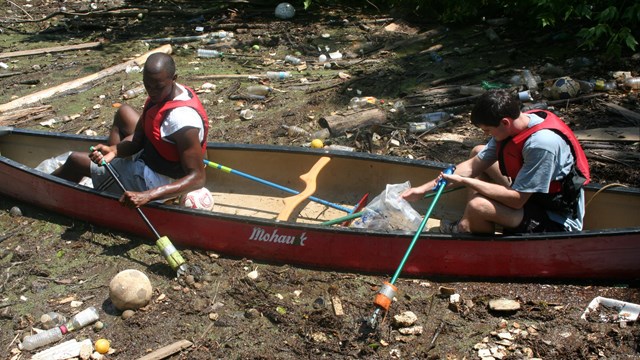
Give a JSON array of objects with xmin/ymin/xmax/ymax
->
[
  {"xmin": 123, "ymin": 86, "xmax": 145, "ymax": 100},
  {"xmin": 459, "ymin": 85, "xmax": 485, "ymax": 96},
  {"xmin": 284, "ymin": 55, "xmax": 302, "ymax": 65},
  {"xmin": 408, "ymin": 121, "xmax": 436, "ymax": 133},
  {"xmin": 65, "ymin": 306, "xmax": 99, "ymax": 332},
  {"xmin": 20, "ymin": 326, "xmax": 67, "ymax": 351},
  {"xmin": 623, "ymin": 77, "xmax": 640, "ymax": 90},
  {"xmin": 326, "ymin": 144, "xmax": 355, "ymax": 151},
  {"xmin": 311, "ymin": 128, "xmax": 331, "ymax": 140},
  {"xmin": 521, "ymin": 69, "xmax": 538, "ymax": 91},
  {"xmin": 417, "ymin": 111, "xmax": 450, "ymax": 123},
  {"xmin": 282, "ymin": 125, "xmax": 309, "ymax": 137},
  {"xmin": 266, "ymin": 71, "xmax": 291, "ymax": 80},
  {"xmin": 247, "ymin": 85, "xmax": 273, "ymax": 96},
  {"xmin": 197, "ymin": 49, "xmax": 223, "ymax": 58}
]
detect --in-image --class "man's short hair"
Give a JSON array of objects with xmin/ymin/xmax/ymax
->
[{"xmin": 470, "ymin": 89, "xmax": 521, "ymax": 127}]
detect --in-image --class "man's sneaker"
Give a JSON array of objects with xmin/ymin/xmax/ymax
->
[{"xmin": 439, "ymin": 219, "xmax": 460, "ymax": 234}]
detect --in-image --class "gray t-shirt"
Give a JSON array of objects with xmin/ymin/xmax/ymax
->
[{"xmin": 477, "ymin": 113, "xmax": 585, "ymax": 231}]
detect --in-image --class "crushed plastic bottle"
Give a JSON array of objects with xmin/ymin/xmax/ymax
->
[
  {"xmin": 408, "ymin": 121, "xmax": 436, "ymax": 133},
  {"xmin": 282, "ymin": 125, "xmax": 309, "ymax": 137},
  {"xmin": 247, "ymin": 85, "xmax": 273, "ymax": 96},
  {"xmin": 197, "ymin": 49, "xmax": 223, "ymax": 58},
  {"xmin": 266, "ymin": 71, "xmax": 291, "ymax": 81},
  {"xmin": 20, "ymin": 326, "xmax": 67, "ymax": 351},
  {"xmin": 311, "ymin": 128, "xmax": 331, "ymax": 140},
  {"xmin": 284, "ymin": 55, "xmax": 302, "ymax": 65},
  {"xmin": 326, "ymin": 144, "xmax": 355, "ymax": 152},
  {"xmin": 65, "ymin": 306, "xmax": 99, "ymax": 332},
  {"xmin": 41, "ymin": 312, "xmax": 67, "ymax": 330},
  {"xmin": 349, "ymin": 96, "xmax": 379, "ymax": 110}
]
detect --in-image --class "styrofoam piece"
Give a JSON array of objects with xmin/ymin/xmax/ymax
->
[
  {"xmin": 581, "ymin": 296, "xmax": 640, "ymax": 322},
  {"xmin": 31, "ymin": 338, "xmax": 92, "ymax": 360}
]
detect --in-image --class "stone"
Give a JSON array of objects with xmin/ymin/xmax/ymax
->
[
  {"xmin": 392, "ymin": 311, "xmax": 418, "ymax": 327},
  {"xmin": 109, "ymin": 269, "xmax": 153, "ymax": 311},
  {"xmin": 489, "ymin": 298, "xmax": 521, "ymax": 312}
]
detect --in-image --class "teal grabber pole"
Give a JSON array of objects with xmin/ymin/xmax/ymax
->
[
  {"xmin": 368, "ymin": 165, "xmax": 456, "ymax": 328},
  {"xmin": 90, "ymin": 147, "xmax": 188, "ymax": 276}
]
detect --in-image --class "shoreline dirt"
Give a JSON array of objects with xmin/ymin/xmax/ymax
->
[{"xmin": 1, "ymin": 1, "xmax": 639, "ymax": 359}]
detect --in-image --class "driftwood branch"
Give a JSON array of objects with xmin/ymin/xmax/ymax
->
[
  {"xmin": 0, "ymin": 44, "xmax": 172, "ymax": 114},
  {"xmin": 319, "ymin": 108, "xmax": 388, "ymax": 136},
  {"xmin": 135, "ymin": 339, "xmax": 193, "ymax": 360},
  {"xmin": 0, "ymin": 41, "xmax": 102, "ymax": 60},
  {"xmin": 0, "ymin": 105, "xmax": 53, "ymax": 126}
]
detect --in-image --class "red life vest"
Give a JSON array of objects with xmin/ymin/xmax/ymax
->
[
  {"xmin": 497, "ymin": 110, "xmax": 590, "ymax": 193},
  {"xmin": 142, "ymin": 85, "xmax": 209, "ymax": 162}
]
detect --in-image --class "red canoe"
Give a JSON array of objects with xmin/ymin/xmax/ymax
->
[{"xmin": 1, "ymin": 127, "xmax": 639, "ymax": 281}]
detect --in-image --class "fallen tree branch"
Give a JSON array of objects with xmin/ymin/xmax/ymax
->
[
  {"xmin": 0, "ymin": 41, "xmax": 102, "ymax": 60},
  {"xmin": 0, "ymin": 44, "xmax": 171, "ymax": 114}
]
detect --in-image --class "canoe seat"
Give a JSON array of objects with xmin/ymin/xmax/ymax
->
[{"xmin": 276, "ymin": 156, "xmax": 331, "ymax": 222}]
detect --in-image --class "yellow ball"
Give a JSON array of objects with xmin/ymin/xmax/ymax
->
[
  {"xmin": 95, "ymin": 338, "xmax": 110, "ymax": 354},
  {"xmin": 310, "ymin": 139, "xmax": 324, "ymax": 148}
]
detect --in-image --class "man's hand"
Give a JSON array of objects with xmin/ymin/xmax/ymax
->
[
  {"xmin": 89, "ymin": 144, "xmax": 117, "ymax": 165},
  {"xmin": 120, "ymin": 190, "xmax": 153, "ymax": 208},
  {"xmin": 401, "ymin": 181, "xmax": 436, "ymax": 202}
]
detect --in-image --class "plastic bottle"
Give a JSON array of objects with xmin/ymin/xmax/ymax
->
[
  {"xmin": 417, "ymin": 111, "xmax": 450, "ymax": 123},
  {"xmin": 408, "ymin": 121, "xmax": 436, "ymax": 133},
  {"xmin": 521, "ymin": 102, "xmax": 548, "ymax": 112},
  {"xmin": 521, "ymin": 69, "xmax": 538, "ymax": 91},
  {"xmin": 576, "ymin": 80, "xmax": 595, "ymax": 94},
  {"xmin": 591, "ymin": 79, "xmax": 617, "ymax": 92},
  {"xmin": 282, "ymin": 125, "xmax": 309, "ymax": 137},
  {"xmin": 65, "ymin": 306, "xmax": 99, "ymax": 332},
  {"xmin": 481, "ymin": 81, "xmax": 510, "ymax": 90},
  {"xmin": 349, "ymin": 96, "xmax": 378, "ymax": 110},
  {"xmin": 197, "ymin": 49, "xmax": 223, "ymax": 58},
  {"xmin": 326, "ymin": 144, "xmax": 355, "ymax": 152},
  {"xmin": 284, "ymin": 55, "xmax": 302, "ymax": 65},
  {"xmin": 208, "ymin": 30, "xmax": 232, "ymax": 39},
  {"xmin": 266, "ymin": 71, "xmax": 291, "ymax": 81},
  {"xmin": 623, "ymin": 77, "xmax": 640, "ymax": 90},
  {"xmin": 20, "ymin": 326, "xmax": 67, "ymax": 351},
  {"xmin": 311, "ymin": 128, "xmax": 331, "ymax": 140},
  {"xmin": 123, "ymin": 86, "xmax": 145, "ymax": 100},
  {"xmin": 40, "ymin": 312, "xmax": 67, "ymax": 330},
  {"xmin": 247, "ymin": 85, "xmax": 272, "ymax": 96},
  {"xmin": 459, "ymin": 85, "xmax": 485, "ymax": 96}
]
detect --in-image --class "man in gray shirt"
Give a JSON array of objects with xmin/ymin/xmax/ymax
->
[{"xmin": 402, "ymin": 89, "xmax": 590, "ymax": 234}]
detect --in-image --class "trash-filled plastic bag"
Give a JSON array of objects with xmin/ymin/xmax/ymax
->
[
  {"xmin": 35, "ymin": 151, "xmax": 72, "ymax": 174},
  {"xmin": 35, "ymin": 152, "xmax": 93, "ymax": 187},
  {"xmin": 350, "ymin": 181, "xmax": 423, "ymax": 231}
]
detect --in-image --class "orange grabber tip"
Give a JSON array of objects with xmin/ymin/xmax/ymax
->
[{"xmin": 373, "ymin": 282, "xmax": 397, "ymax": 311}]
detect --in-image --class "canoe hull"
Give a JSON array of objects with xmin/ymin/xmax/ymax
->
[{"xmin": 1, "ymin": 127, "xmax": 639, "ymax": 281}]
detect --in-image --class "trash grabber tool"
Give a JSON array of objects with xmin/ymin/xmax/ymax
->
[
  {"xmin": 368, "ymin": 165, "xmax": 455, "ymax": 329},
  {"xmin": 203, "ymin": 159, "xmax": 353, "ymax": 213},
  {"xmin": 96, "ymin": 153, "xmax": 188, "ymax": 277}
]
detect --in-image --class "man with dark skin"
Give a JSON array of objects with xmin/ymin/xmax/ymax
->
[{"xmin": 52, "ymin": 53, "xmax": 209, "ymax": 208}]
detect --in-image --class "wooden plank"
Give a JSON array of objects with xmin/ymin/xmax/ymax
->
[
  {"xmin": 0, "ymin": 41, "xmax": 102, "ymax": 60},
  {"xmin": 0, "ymin": 44, "xmax": 172, "ymax": 114},
  {"xmin": 574, "ymin": 127, "xmax": 640, "ymax": 142},
  {"xmin": 136, "ymin": 339, "xmax": 193, "ymax": 360}
]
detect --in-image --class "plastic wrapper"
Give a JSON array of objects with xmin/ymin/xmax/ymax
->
[{"xmin": 350, "ymin": 182, "xmax": 422, "ymax": 231}]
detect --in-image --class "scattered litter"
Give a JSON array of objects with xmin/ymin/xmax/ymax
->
[
  {"xmin": 581, "ymin": 296, "xmax": 640, "ymax": 322},
  {"xmin": 40, "ymin": 118, "xmax": 57, "ymax": 127}
]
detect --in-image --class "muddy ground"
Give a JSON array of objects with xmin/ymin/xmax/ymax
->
[{"xmin": 1, "ymin": 1, "xmax": 640, "ymax": 359}]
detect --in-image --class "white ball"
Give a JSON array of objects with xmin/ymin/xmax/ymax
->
[
  {"xmin": 109, "ymin": 269, "xmax": 152, "ymax": 311},
  {"xmin": 275, "ymin": 2, "xmax": 295, "ymax": 19},
  {"xmin": 180, "ymin": 187, "xmax": 214, "ymax": 211}
]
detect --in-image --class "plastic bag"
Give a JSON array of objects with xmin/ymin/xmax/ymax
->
[
  {"xmin": 35, "ymin": 151, "xmax": 93, "ymax": 188},
  {"xmin": 350, "ymin": 182, "xmax": 423, "ymax": 231},
  {"xmin": 35, "ymin": 151, "xmax": 72, "ymax": 174}
]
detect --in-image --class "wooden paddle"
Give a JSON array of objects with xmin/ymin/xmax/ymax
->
[{"xmin": 276, "ymin": 156, "xmax": 331, "ymax": 222}]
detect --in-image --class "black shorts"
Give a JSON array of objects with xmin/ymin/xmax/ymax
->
[{"xmin": 503, "ymin": 201, "xmax": 566, "ymax": 234}]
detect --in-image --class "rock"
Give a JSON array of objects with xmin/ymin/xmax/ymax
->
[
  {"xmin": 392, "ymin": 311, "xmax": 417, "ymax": 327},
  {"xmin": 121, "ymin": 309, "xmax": 135, "ymax": 319},
  {"xmin": 245, "ymin": 308, "xmax": 261, "ymax": 320},
  {"xmin": 488, "ymin": 298, "xmax": 521, "ymax": 312},
  {"xmin": 311, "ymin": 332, "xmax": 327, "ymax": 343},
  {"xmin": 398, "ymin": 325, "xmax": 423, "ymax": 335},
  {"xmin": 438, "ymin": 286, "xmax": 456, "ymax": 296},
  {"xmin": 79, "ymin": 341, "xmax": 93, "ymax": 359},
  {"xmin": 109, "ymin": 269, "xmax": 153, "ymax": 311},
  {"xmin": 9, "ymin": 206, "xmax": 22, "ymax": 217}
]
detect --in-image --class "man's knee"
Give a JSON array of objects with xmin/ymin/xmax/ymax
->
[
  {"xmin": 467, "ymin": 195, "xmax": 493, "ymax": 215},
  {"xmin": 470, "ymin": 144, "xmax": 485, "ymax": 157}
]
